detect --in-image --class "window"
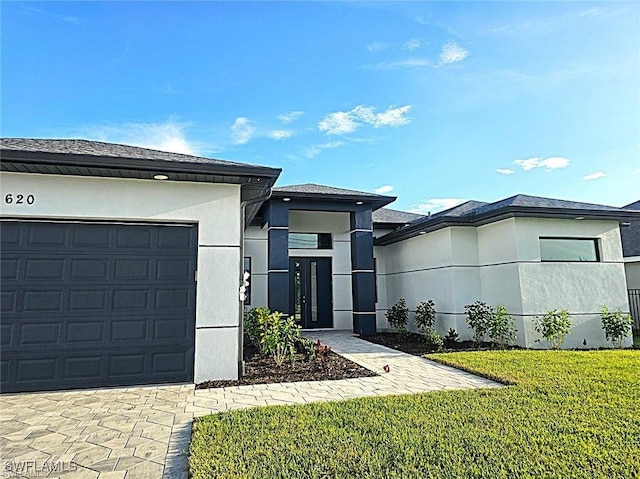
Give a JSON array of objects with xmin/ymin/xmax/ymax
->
[
  {"xmin": 288, "ymin": 233, "xmax": 332, "ymax": 249},
  {"xmin": 243, "ymin": 257, "xmax": 251, "ymax": 304},
  {"xmin": 539, "ymin": 238, "xmax": 600, "ymax": 262}
]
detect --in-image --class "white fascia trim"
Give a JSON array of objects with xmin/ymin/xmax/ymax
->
[{"xmin": 623, "ymin": 256, "xmax": 640, "ymax": 263}]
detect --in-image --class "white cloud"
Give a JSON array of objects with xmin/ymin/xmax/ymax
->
[
  {"xmin": 83, "ymin": 119, "xmax": 198, "ymax": 155},
  {"xmin": 268, "ymin": 129, "xmax": 292, "ymax": 141},
  {"xmin": 403, "ymin": 38, "xmax": 422, "ymax": 50},
  {"xmin": 582, "ymin": 171, "xmax": 607, "ymax": 181},
  {"xmin": 438, "ymin": 41, "xmax": 470, "ymax": 66},
  {"xmin": 409, "ymin": 198, "xmax": 467, "ymax": 215},
  {"xmin": 305, "ymin": 141, "xmax": 345, "ymax": 159},
  {"xmin": 277, "ymin": 111, "xmax": 304, "ymax": 123},
  {"xmin": 230, "ymin": 117, "xmax": 255, "ymax": 145},
  {"xmin": 374, "ymin": 185, "xmax": 394, "ymax": 194},
  {"xmin": 318, "ymin": 111, "xmax": 359, "ymax": 135},
  {"xmin": 366, "ymin": 58, "xmax": 431, "ymax": 69},
  {"xmin": 318, "ymin": 105, "xmax": 412, "ymax": 135},
  {"xmin": 367, "ymin": 41, "xmax": 391, "ymax": 52},
  {"xmin": 496, "ymin": 168, "xmax": 514, "ymax": 175},
  {"xmin": 514, "ymin": 156, "xmax": 570, "ymax": 172}
]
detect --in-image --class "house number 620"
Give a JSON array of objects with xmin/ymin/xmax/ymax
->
[{"xmin": 4, "ymin": 194, "xmax": 35, "ymax": 205}]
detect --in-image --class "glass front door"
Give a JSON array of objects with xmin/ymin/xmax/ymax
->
[{"xmin": 289, "ymin": 257, "xmax": 333, "ymax": 329}]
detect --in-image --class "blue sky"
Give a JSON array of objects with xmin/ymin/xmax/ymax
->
[{"xmin": 2, "ymin": 1, "xmax": 639, "ymax": 212}]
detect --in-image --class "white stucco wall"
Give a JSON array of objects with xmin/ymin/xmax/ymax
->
[
  {"xmin": 378, "ymin": 216, "xmax": 631, "ymax": 348},
  {"xmin": 0, "ymin": 171, "xmax": 243, "ymax": 381}
]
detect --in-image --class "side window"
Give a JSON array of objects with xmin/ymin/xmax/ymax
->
[{"xmin": 539, "ymin": 238, "xmax": 600, "ymax": 262}]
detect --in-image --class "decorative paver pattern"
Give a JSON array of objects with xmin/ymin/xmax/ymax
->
[{"xmin": 0, "ymin": 332, "xmax": 501, "ymax": 479}]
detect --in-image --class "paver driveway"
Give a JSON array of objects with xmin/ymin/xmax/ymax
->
[{"xmin": 0, "ymin": 332, "xmax": 501, "ymax": 478}]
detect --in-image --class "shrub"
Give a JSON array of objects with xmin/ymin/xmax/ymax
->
[
  {"xmin": 424, "ymin": 330, "xmax": 444, "ymax": 352},
  {"xmin": 260, "ymin": 311, "xmax": 302, "ymax": 366},
  {"xmin": 296, "ymin": 337, "xmax": 317, "ymax": 361},
  {"xmin": 535, "ymin": 309, "xmax": 572, "ymax": 349},
  {"xmin": 414, "ymin": 300, "xmax": 437, "ymax": 335},
  {"xmin": 487, "ymin": 305, "xmax": 517, "ymax": 348},
  {"xmin": 444, "ymin": 328, "xmax": 459, "ymax": 347},
  {"xmin": 386, "ymin": 298, "xmax": 409, "ymax": 336},
  {"xmin": 601, "ymin": 306, "xmax": 632, "ymax": 349},
  {"xmin": 244, "ymin": 307, "xmax": 271, "ymax": 351},
  {"xmin": 464, "ymin": 301, "xmax": 493, "ymax": 345}
]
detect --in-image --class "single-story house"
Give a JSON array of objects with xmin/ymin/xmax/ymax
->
[{"xmin": 1, "ymin": 138, "xmax": 638, "ymax": 393}]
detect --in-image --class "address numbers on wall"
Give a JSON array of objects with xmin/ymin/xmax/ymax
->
[{"xmin": 4, "ymin": 194, "xmax": 35, "ymax": 205}]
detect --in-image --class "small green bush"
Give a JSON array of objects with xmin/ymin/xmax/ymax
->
[
  {"xmin": 260, "ymin": 311, "xmax": 301, "ymax": 366},
  {"xmin": 424, "ymin": 330, "xmax": 444, "ymax": 352},
  {"xmin": 444, "ymin": 328, "xmax": 459, "ymax": 347},
  {"xmin": 464, "ymin": 301, "xmax": 493, "ymax": 344},
  {"xmin": 535, "ymin": 309, "xmax": 572, "ymax": 349},
  {"xmin": 386, "ymin": 298, "xmax": 409, "ymax": 336},
  {"xmin": 601, "ymin": 305, "xmax": 632, "ymax": 348},
  {"xmin": 244, "ymin": 306, "xmax": 271, "ymax": 352},
  {"xmin": 488, "ymin": 305, "xmax": 517, "ymax": 348},
  {"xmin": 296, "ymin": 337, "xmax": 317, "ymax": 361},
  {"xmin": 414, "ymin": 300, "xmax": 437, "ymax": 335}
]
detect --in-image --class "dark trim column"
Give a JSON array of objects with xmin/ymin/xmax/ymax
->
[
  {"xmin": 266, "ymin": 202, "xmax": 290, "ymax": 315},
  {"xmin": 350, "ymin": 208, "xmax": 376, "ymax": 335}
]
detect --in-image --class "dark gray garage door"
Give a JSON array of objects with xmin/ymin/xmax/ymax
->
[{"xmin": 1, "ymin": 220, "xmax": 197, "ymax": 393}]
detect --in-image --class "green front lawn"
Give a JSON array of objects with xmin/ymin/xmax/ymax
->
[{"xmin": 190, "ymin": 350, "xmax": 640, "ymax": 478}]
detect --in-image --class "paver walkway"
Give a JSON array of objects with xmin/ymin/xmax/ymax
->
[{"xmin": 0, "ymin": 332, "xmax": 501, "ymax": 479}]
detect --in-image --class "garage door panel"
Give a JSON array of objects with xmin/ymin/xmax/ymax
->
[
  {"xmin": 116, "ymin": 226, "xmax": 154, "ymax": 249},
  {"xmin": 1, "ymin": 290, "xmax": 17, "ymax": 313},
  {"xmin": 23, "ymin": 290, "xmax": 64, "ymax": 312},
  {"xmin": 70, "ymin": 259, "xmax": 110, "ymax": 281},
  {"xmin": 28, "ymin": 223, "xmax": 68, "ymax": 248},
  {"xmin": 1, "ymin": 220, "xmax": 197, "ymax": 393},
  {"xmin": 1, "ymin": 258, "xmax": 19, "ymax": 280},
  {"xmin": 158, "ymin": 226, "xmax": 196, "ymax": 249},
  {"xmin": 114, "ymin": 259, "xmax": 153, "ymax": 280}
]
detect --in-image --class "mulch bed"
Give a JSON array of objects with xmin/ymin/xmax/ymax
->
[
  {"xmin": 195, "ymin": 343, "xmax": 377, "ymax": 389},
  {"xmin": 360, "ymin": 332, "xmax": 497, "ymax": 356}
]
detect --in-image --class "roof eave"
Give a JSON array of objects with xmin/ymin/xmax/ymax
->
[{"xmin": 1, "ymin": 148, "xmax": 282, "ymax": 181}]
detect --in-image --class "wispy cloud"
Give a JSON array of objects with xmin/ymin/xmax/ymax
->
[
  {"xmin": 21, "ymin": 5, "xmax": 79, "ymax": 23},
  {"xmin": 374, "ymin": 185, "xmax": 394, "ymax": 194},
  {"xmin": 582, "ymin": 171, "xmax": 607, "ymax": 181},
  {"xmin": 82, "ymin": 119, "xmax": 199, "ymax": 155},
  {"xmin": 318, "ymin": 112, "xmax": 359, "ymax": 135},
  {"xmin": 277, "ymin": 111, "xmax": 304, "ymax": 123},
  {"xmin": 230, "ymin": 117, "xmax": 255, "ymax": 145},
  {"xmin": 365, "ymin": 58, "xmax": 432, "ymax": 70},
  {"xmin": 305, "ymin": 141, "xmax": 345, "ymax": 159},
  {"xmin": 403, "ymin": 38, "xmax": 423, "ymax": 50},
  {"xmin": 268, "ymin": 129, "xmax": 292, "ymax": 141},
  {"xmin": 438, "ymin": 41, "xmax": 470, "ymax": 66},
  {"xmin": 496, "ymin": 168, "xmax": 514, "ymax": 175},
  {"xmin": 367, "ymin": 41, "xmax": 391, "ymax": 52},
  {"xmin": 514, "ymin": 156, "xmax": 570, "ymax": 172},
  {"xmin": 318, "ymin": 105, "xmax": 412, "ymax": 135},
  {"xmin": 410, "ymin": 198, "xmax": 467, "ymax": 215}
]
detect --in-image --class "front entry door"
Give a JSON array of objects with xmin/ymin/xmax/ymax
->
[{"xmin": 289, "ymin": 257, "xmax": 333, "ymax": 329}]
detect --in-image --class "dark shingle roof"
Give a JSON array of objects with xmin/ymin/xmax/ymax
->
[
  {"xmin": 372, "ymin": 208, "xmax": 425, "ymax": 225},
  {"xmin": 1, "ymin": 138, "xmax": 282, "ymax": 225},
  {"xmin": 271, "ymin": 183, "xmax": 395, "ymax": 210},
  {"xmin": 376, "ymin": 194, "xmax": 640, "ymax": 247},
  {"xmin": 273, "ymin": 183, "xmax": 385, "ymax": 197},
  {"xmin": 430, "ymin": 200, "xmax": 489, "ymax": 219},
  {"xmin": 470, "ymin": 194, "xmax": 625, "ymax": 216},
  {"xmin": 0, "ymin": 138, "xmax": 255, "ymax": 168},
  {"xmin": 621, "ymin": 200, "xmax": 640, "ymax": 257}
]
